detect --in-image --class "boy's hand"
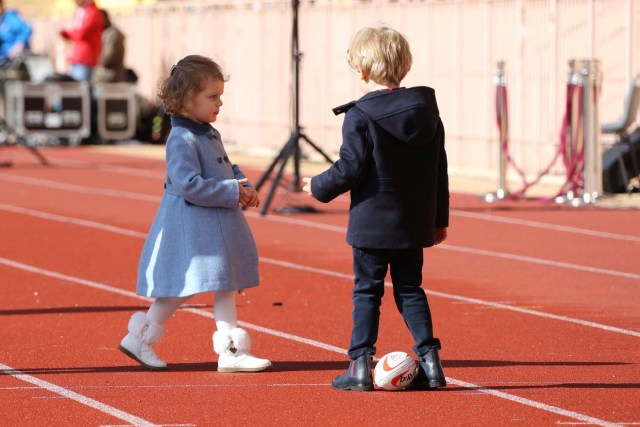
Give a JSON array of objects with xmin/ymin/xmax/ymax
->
[
  {"xmin": 302, "ymin": 177, "xmax": 314, "ymax": 197},
  {"xmin": 434, "ymin": 227, "xmax": 447, "ymax": 245}
]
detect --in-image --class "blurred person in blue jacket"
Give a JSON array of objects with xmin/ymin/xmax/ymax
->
[{"xmin": 0, "ymin": 0, "xmax": 32, "ymax": 64}]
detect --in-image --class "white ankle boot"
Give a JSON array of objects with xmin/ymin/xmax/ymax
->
[
  {"xmin": 119, "ymin": 312, "xmax": 167, "ymax": 370},
  {"xmin": 213, "ymin": 328, "xmax": 271, "ymax": 373}
]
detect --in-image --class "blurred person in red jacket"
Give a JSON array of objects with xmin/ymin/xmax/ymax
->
[{"xmin": 59, "ymin": 0, "xmax": 103, "ymax": 82}]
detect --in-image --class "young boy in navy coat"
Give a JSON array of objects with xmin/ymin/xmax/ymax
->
[{"xmin": 303, "ymin": 26, "xmax": 449, "ymax": 391}]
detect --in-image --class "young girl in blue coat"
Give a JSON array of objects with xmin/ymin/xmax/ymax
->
[{"xmin": 119, "ymin": 55, "xmax": 270, "ymax": 372}]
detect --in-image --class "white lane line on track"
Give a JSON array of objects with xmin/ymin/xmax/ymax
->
[
  {"xmin": 247, "ymin": 212, "xmax": 640, "ymax": 280},
  {"xmin": 0, "ymin": 362, "xmax": 158, "ymax": 427},
  {"xmin": 1, "ymin": 201, "xmax": 638, "ymax": 282},
  {"xmin": 1, "ymin": 171, "xmax": 638, "ymax": 243},
  {"xmin": 439, "ymin": 245, "xmax": 640, "ymax": 281},
  {"xmin": 258, "ymin": 257, "xmax": 640, "ymax": 338},
  {"xmin": 0, "ymin": 204, "xmax": 147, "ymax": 238},
  {"xmin": 444, "ymin": 378, "xmax": 621, "ymax": 427},
  {"xmin": 9, "ymin": 155, "xmax": 636, "ymax": 243},
  {"xmin": 1, "ymin": 204, "xmax": 639, "ymax": 337},
  {"xmin": 0, "ymin": 257, "xmax": 623, "ymax": 427},
  {"xmin": 10, "ymin": 155, "xmax": 633, "ymax": 243},
  {"xmin": 0, "ymin": 173, "xmax": 161, "ymax": 203},
  {"xmin": 449, "ymin": 210, "xmax": 640, "ymax": 243},
  {"xmin": 101, "ymin": 425, "xmax": 194, "ymax": 427},
  {"xmin": 180, "ymin": 307, "xmax": 348, "ymax": 354}
]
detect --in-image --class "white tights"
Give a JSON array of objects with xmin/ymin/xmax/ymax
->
[{"xmin": 145, "ymin": 291, "xmax": 237, "ymax": 332}]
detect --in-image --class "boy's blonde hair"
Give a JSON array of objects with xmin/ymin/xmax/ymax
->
[
  {"xmin": 158, "ymin": 55, "xmax": 228, "ymax": 116},
  {"xmin": 346, "ymin": 26, "xmax": 412, "ymax": 87}
]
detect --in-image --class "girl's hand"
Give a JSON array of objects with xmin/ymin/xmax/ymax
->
[
  {"xmin": 244, "ymin": 187, "xmax": 260, "ymax": 208},
  {"xmin": 237, "ymin": 179, "xmax": 251, "ymax": 206},
  {"xmin": 237, "ymin": 179, "xmax": 260, "ymax": 208}
]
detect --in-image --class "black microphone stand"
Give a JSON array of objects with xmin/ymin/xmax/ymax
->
[
  {"xmin": 0, "ymin": 119, "xmax": 49, "ymax": 167},
  {"xmin": 253, "ymin": 0, "xmax": 333, "ymax": 215}
]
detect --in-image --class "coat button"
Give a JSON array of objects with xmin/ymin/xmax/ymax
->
[
  {"xmin": 217, "ymin": 157, "xmax": 223, "ymax": 163},
  {"xmin": 223, "ymin": 156, "xmax": 229, "ymax": 162}
]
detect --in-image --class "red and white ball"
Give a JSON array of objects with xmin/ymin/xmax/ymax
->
[{"xmin": 373, "ymin": 351, "xmax": 419, "ymax": 391}]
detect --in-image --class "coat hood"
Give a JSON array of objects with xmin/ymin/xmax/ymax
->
[{"xmin": 336, "ymin": 87, "xmax": 440, "ymax": 146}]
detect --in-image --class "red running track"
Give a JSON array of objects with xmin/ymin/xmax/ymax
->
[{"xmin": 0, "ymin": 146, "xmax": 638, "ymax": 426}]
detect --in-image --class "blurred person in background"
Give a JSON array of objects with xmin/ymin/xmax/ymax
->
[
  {"xmin": 0, "ymin": 0, "xmax": 32, "ymax": 64},
  {"xmin": 92, "ymin": 9, "xmax": 125, "ymax": 84},
  {"xmin": 0, "ymin": 0, "xmax": 32, "ymax": 139},
  {"xmin": 59, "ymin": 0, "xmax": 103, "ymax": 82}
]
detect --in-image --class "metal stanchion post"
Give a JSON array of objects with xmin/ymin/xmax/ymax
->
[
  {"xmin": 555, "ymin": 59, "xmax": 582, "ymax": 204},
  {"xmin": 560, "ymin": 59, "xmax": 602, "ymax": 206},
  {"xmin": 483, "ymin": 61, "xmax": 509, "ymax": 202},
  {"xmin": 580, "ymin": 59, "xmax": 603, "ymax": 204}
]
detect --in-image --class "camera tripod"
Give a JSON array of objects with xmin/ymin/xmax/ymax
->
[
  {"xmin": 0, "ymin": 119, "xmax": 49, "ymax": 167},
  {"xmin": 253, "ymin": 0, "xmax": 334, "ymax": 215}
]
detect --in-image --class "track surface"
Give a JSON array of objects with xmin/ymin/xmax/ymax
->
[{"xmin": 0, "ymin": 146, "xmax": 638, "ymax": 426}]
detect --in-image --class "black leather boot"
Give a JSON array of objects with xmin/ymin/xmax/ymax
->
[
  {"xmin": 407, "ymin": 347, "xmax": 446, "ymax": 390},
  {"xmin": 332, "ymin": 354, "xmax": 374, "ymax": 391}
]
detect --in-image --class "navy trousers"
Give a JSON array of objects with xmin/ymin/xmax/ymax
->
[{"xmin": 348, "ymin": 247, "xmax": 441, "ymax": 360}]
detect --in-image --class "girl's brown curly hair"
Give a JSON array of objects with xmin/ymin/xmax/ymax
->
[{"xmin": 158, "ymin": 55, "xmax": 228, "ymax": 116}]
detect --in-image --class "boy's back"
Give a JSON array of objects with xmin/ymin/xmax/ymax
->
[
  {"xmin": 302, "ymin": 26, "xmax": 448, "ymax": 392},
  {"xmin": 312, "ymin": 86, "xmax": 449, "ymax": 249}
]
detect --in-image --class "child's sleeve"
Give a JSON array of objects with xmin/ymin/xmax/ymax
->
[
  {"xmin": 165, "ymin": 135, "xmax": 239, "ymax": 208},
  {"xmin": 12, "ymin": 13, "xmax": 33, "ymax": 45},
  {"xmin": 435, "ymin": 118, "xmax": 450, "ymax": 228},
  {"xmin": 311, "ymin": 111, "xmax": 371, "ymax": 202},
  {"xmin": 231, "ymin": 164, "xmax": 253, "ymax": 187}
]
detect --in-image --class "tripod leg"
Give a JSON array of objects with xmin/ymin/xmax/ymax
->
[
  {"xmin": 0, "ymin": 141, "xmax": 12, "ymax": 168},
  {"xmin": 28, "ymin": 146, "xmax": 50, "ymax": 166},
  {"xmin": 292, "ymin": 137, "xmax": 301, "ymax": 190},
  {"xmin": 254, "ymin": 144, "xmax": 288, "ymax": 192},
  {"xmin": 261, "ymin": 135, "xmax": 296, "ymax": 215},
  {"xmin": 300, "ymin": 133, "xmax": 334, "ymax": 164}
]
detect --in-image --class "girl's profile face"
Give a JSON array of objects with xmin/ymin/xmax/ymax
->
[{"xmin": 185, "ymin": 78, "xmax": 224, "ymax": 124}]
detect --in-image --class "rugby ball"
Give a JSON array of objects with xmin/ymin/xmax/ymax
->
[{"xmin": 374, "ymin": 351, "xmax": 418, "ymax": 391}]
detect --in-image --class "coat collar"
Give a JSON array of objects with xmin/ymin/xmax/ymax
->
[
  {"xmin": 333, "ymin": 87, "xmax": 406, "ymax": 115},
  {"xmin": 170, "ymin": 116, "xmax": 216, "ymax": 139}
]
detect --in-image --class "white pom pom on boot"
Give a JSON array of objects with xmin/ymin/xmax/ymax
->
[
  {"xmin": 213, "ymin": 328, "xmax": 271, "ymax": 373},
  {"xmin": 119, "ymin": 312, "xmax": 167, "ymax": 370}
]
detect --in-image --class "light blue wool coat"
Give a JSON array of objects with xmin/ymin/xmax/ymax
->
[{"xmin": 136, "ymin": 116, "xmax": 260, "ymax": 297}]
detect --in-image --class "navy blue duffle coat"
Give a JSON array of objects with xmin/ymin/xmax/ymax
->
[{"xmin": 310, "ymin": 87, "xmax": 449, "ymax": 249}]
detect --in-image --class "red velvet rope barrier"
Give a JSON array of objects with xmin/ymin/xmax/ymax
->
[
  {"xmin": 550, "ymin": 84, "xmax": 585, "ymax": 200},
  {"xmin": 494, "ymin": 81, "xmax": 589, "ymax": 201}
]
